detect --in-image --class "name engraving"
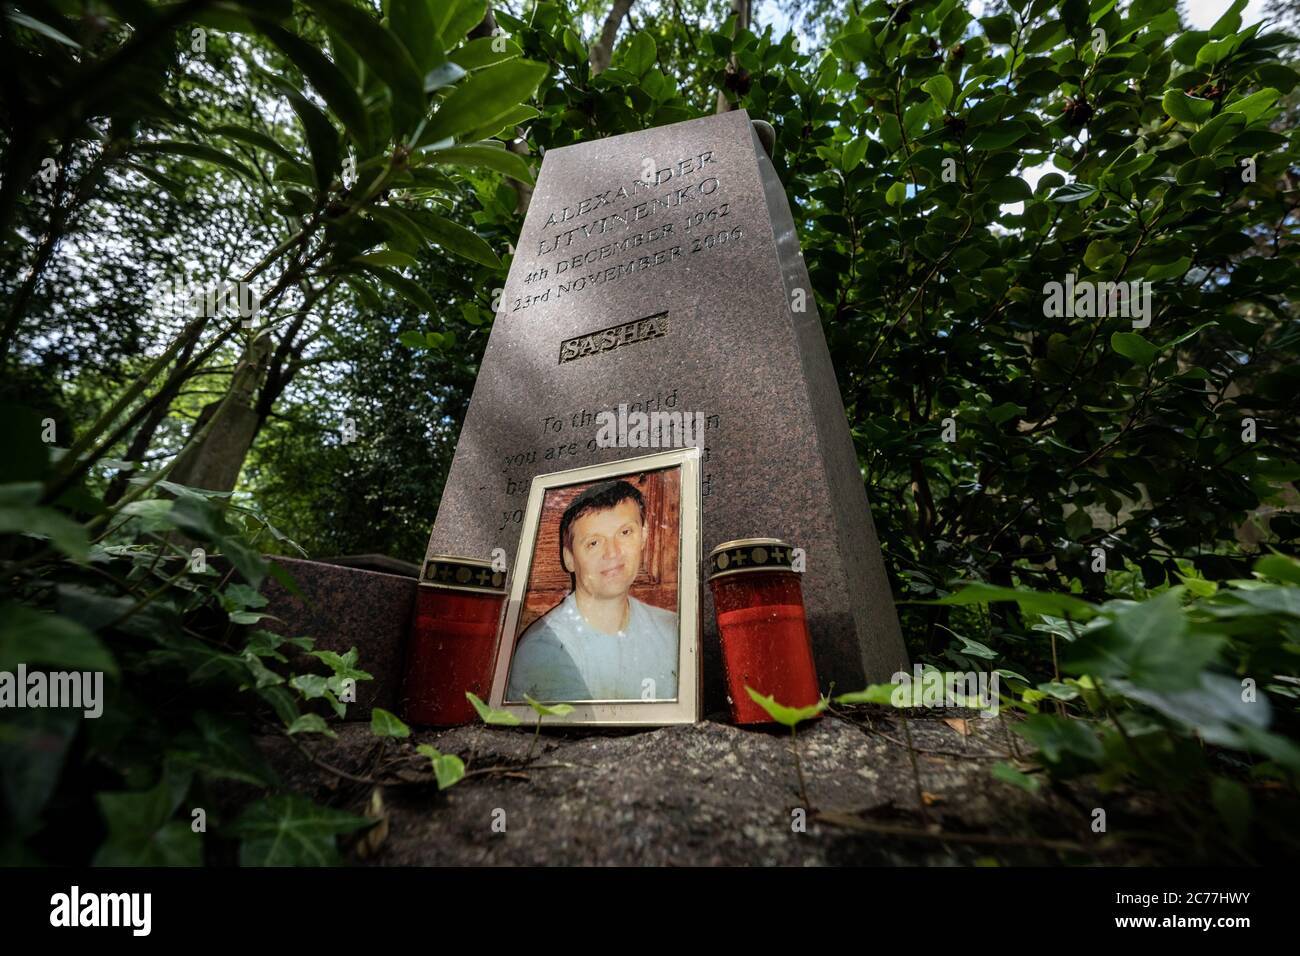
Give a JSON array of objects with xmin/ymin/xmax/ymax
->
[{"xmin": 559, "ymin": 312, "xmax": 669, "ymax": 364}]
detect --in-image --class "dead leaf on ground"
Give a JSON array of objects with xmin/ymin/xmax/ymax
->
[{"xmin": 943, "ymin": 717, "xmax": 971, "ymax": 737}]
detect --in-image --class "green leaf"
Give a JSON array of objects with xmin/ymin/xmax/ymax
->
[
  {"xmin": 9, "ymin": 10, "xmax": 80, "ymax": 47},
  {"xmin": 131, "ymin": 141, "xmax": 258, "ymax": 181},
  {"xmin": 991, "ymin": 761, "xmax": 1041, "ymax": 792},
  {"xmin": 523, "ymin": 694, "xmax": 574, "ymax": 717},
  {"xmin": 1050, "ymin": 181, "xmax": 1097, "ymax": 203},
  {"xmin": 1083, "ymin": 238, "xmax": 1120, "ymax": 271},
  {"xmin": 743, "ymin": 686, "xmax": 827, "ymax": 726},
  {"xmin": 403, "ymin": 209, "xmax": 501, "ymax": 267},
  {"xmin": 1254, "ymin": 553, "xmax": 1300, "ymax": 586},
  {"xmin": 1064, "ymin": 591, "xmax": 1223, "ymax": 691},
  {"xmin": 433, "ymin": 0, "xmax": 488, "ymax": 42},
  {"xmin": 1222, "ymin": 88, "xmax": 1280, "ymax": 123},
  {"xmin": 302, "ymin": 0, "xmax": 425, "ymax": 136},
  {"xmin": 1016, "ymin": 714, "xmax": 1103, "ymax": 764},
  {"xmin": 1162, "ymin": 89, "xmax": 1214, "ymax": 126},
  {"xmin": 370, "ymin": 707, "xmax": 411, "ymax": 738},
  {"xmin": 288, "ymin": 91, "xmax": 340, "ymax": 191},
  {"xmin": 423, "ymin": 143, "xmax": 534, "ymax": 183},
  {"xmin": 916, "ymin": 582, "xmax": 1097, "ymax": 619},
  {"xmin": 212, "ymin": 124, "xmax": 295, "ymax": 162},
  {"xmin": 622, "ymin": 32, "xmax": 656, "ymax": 76},
  {"xmin": 449, "ymin": 36, "xmax": 524, "ymax": 72},
  {"xmin": 922, "ymin": 74, "xmax": 953, "ymax": 109},
  {"xmin": 261, "ymin": 25, "xmax": 371, "ymax": 149},
  {"xmin": 94, "ymin": 768, "xmax": 200, "ymax": 867},
  {"xmin": 463, "ymin": 104, "xmax": 540, "ymax": 141},
  {"xmin": 1209, "ymin": 0, "xmax": 1248, "ymax": 37},
  {"xmin": 232, "ymin": 794, "xmax": 372, "ymax": 866},
  {"xmin": 424, "ymin": 60, "xmax": 467, "ymax": 93},
  {"xmin": 0, "ymin": 504, "xmax": 88, "ymax": 560},
  {"xmin": 1110, "ymin": 673, "xmax": 1266, "ymax": 747},
  {"xmin": 362, "ymin": 264, "xmax": 437, "ymax": 313},
  {"xmin": 841, "ymin": 136, "xmax": 868, "ymax": 173},
  {"xmin": 833, "ymin": 683, "xmax": 899, "ymax": 705},
  {"xmin": 418, "ymin": 59, "xmax": 547, "ymax": 146},
  {"xmin": 885, "ymin": 180, "xmax": 907, "ymax": 206},
  {"xmin": 465, "ymin": 691, "xmax": 522, "ymax": 725},
  {"xmin": 415, "ymin": 744, "xmax": 466, "ymax": 789},
  {"xmin": 1110, "ymin": 331, "xmax": 1158, "ymax": 366},
  {"xmin": 0, "ymin": 603, "xmax": 117, "ymax": 675},
  {"xmin": 352, "ymin": 249, "xmax": 418, "ymax": 269},
  {"xmin": 389, "ymin": 0, "xmax": 446, "ymax": 73},
  {"xmin": 979, "ymin": 14, "xmax": 1015, "ymax": 44},
  {"xmin": 970, "ymin": 121, "xmax": 1028, "ymax": 150},
  {"xmin": 287, "ymin": 713, "xmax": 335, "ymax": 737}
]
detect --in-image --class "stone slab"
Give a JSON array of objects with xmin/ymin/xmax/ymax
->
[{"xmin": 259, "ymin": 556, "xmax": 415, "ymax": 719}]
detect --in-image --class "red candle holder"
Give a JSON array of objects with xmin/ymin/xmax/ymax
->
[
  {"xmin": 402, "ymin": 555, "xmax": 507, "ymax": 726},
  {"xmin": 708, "ymin": 538, "xmax": 821, "ymax": 725}
]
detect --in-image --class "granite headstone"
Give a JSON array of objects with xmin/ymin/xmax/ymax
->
[{"xmin": 425, "ymin": 109, "xmax": 909, "ymax": 707}]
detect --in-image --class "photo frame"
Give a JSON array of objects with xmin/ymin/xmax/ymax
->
[{"xmin": 488, "ymin": 448, "xmax": 702, "ymax": 726}]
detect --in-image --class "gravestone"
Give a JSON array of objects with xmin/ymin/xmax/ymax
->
[{"xmin": 425, "ymin": 109, "xmax": 908, "ymax": 706}]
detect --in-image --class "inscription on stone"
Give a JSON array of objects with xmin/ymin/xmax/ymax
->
[{"xmin": 558, "ymin": 312, "xmax": 669, "ymax": 364}]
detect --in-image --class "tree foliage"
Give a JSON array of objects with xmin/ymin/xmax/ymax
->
[{"xmin": 1, "ymin": 0, "xmax": 1298, "ymax": 864}]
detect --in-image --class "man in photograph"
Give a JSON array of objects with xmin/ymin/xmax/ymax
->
[{"xmin": 507, "ymin": 480, "xmax": 679, "ymax": 701}]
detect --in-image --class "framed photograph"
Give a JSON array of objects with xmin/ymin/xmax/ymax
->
[{"xmin": 488, "ymin": 448, "xmax": 701, "ymax": 726}]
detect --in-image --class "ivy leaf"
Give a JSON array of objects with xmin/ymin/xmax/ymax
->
[
  {"xmin": 833, "ymin": 683, "xmax": 898, "ymax": 705},
  {"xmin": 0, "ymin": 603, "xmax": 117, "ymax": 675},
  {"xmin": 233, "ymin": 794, "xmax": 372, "ymax": 865},
  {"xmin": 0, "ymin": 503, "xmax": 89, "ymax": 561},
  {"xmin": 287, "ymin": 713, "xmax": 336, "ymax": 737},
  {"xmin": 991, "ymin": 761, "xmax": 1041, "ymax": 792},
  {"xmin": 744, "ymin": 686, "xmax": 827, "ymax": 726},
  {"xmin": 415, "ymin": 744, "xmax": 466, "ymax": 789},
  {"xmin": 466, "ymin": 691, "xmax": 522, "ymax": 725},
  {"xmin": 523, "ymin": 694, "xmax": 574, "ymax": 717},
  {"xmin": 370, "ymin": 707, "xmax": 411, "ymax": 738},
  {"xmin": 915, "ymin": 582, "xmax": 1098, "ymax": 619}
]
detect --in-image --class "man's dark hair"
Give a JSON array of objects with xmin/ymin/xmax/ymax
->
[{"xmin": 559, "ymin": 479, "xmax": 645, "ymax": 558}]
